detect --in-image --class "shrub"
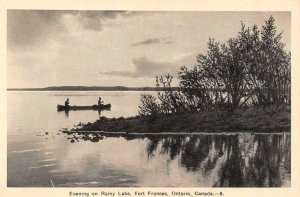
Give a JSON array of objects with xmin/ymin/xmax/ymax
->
[{"xmin": 138, "ymin": 93, "xmax": 161, "ymax": 117}]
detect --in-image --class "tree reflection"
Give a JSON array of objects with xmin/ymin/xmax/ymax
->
[
  {"xmin": 242, "ymin": 134, "xmax": 291, "ymax": 187},
  {"xmin": 63, "ymin": 131, "xmax": 290, "ymax": 187},
  {"xmin": 215, "ymin": 135, "xmax": 243, "ymax": 187},
  {"xmin": 144, "ymin": 133, "xmax": 290, "ymax": 187}
]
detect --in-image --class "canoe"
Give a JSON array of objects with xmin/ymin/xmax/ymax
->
[{"xmin": 57, "ymin": 104, "xmax": 111, "ymax": 111}]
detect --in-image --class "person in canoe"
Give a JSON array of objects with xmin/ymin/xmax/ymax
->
[
  {"xmin": 65, "ymin": 98, "xmax": 70, "ymax": 108},
  {"xmin": 98, "ymin": 97, "xmax": 103, "ymax": 106}
]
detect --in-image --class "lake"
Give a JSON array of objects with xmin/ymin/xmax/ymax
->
[{"xmin": 7, "ymin": 91, "xmax": 291, "ymax": 187}]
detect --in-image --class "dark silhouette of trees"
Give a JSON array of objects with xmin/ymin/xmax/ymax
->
[
  {"xmin": 139, "ymin": 16, "xmax": 290, "ymax": 116},
  {"xmin": 139, "ymin": 93, "xmax": 161, "ymax": 117}
]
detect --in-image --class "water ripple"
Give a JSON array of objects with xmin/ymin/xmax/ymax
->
[
  {"xmin": 38, "ymin": 159, "xmax": 57, "ymax": 162},
  {"xmin": 29, "ymin": 164, "xmax": 57, "ymax": 169},
  {"xmin": 11, "ymin": 149, "xmax": 42, "ymax": 153},
  {"xmin": 58, "ymin": 181, "xmax": 101, "ymax": 187}
]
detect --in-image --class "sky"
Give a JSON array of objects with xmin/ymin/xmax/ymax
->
[{"xmin": 7, "ymin": 11, "xmax": 290, "ymax": 88}]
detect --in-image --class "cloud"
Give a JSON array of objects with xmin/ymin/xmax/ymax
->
[
  {"xmin": 76, "ymin": 11, "xmax": 126, "ymax": 31},
  {"xmin": 132, "ymin": 38, "xmax": 160, "ymax": 46},
  {"xmin": 7, "ymin": 10, "xmax": 65, "ymax": 48},
  {"xmin": 100, "ymin": 55, "xmax": 193, "ymax": 78},
  {"xmin": 132, "ymin": 37, "xmax": 173, "ymax": 46},
  {"xmin": 7, "ymin": 10, "xmax": 128, "ymax": 49}
]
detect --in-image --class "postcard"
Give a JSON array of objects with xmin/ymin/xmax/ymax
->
[{"xmin": 1, "ymin": 0, "xmax": 300, "ymax": 197}]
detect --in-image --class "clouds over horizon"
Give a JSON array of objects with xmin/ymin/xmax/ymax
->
[
  {"xmin": 100, "ymin": 55, "xmax": 196, "ymax": 78},
  {"xmin": 7, "ymin": 11, "xmax": 291, "ymax": 88}
]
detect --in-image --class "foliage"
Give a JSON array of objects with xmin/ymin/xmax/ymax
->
[
  {"xmin": 139, "ymin": 16, "xmax": 290, "ymax": 116},
  {"xmin": 138, "ymin": 93, "xmax": 161, "ymax": 117}
]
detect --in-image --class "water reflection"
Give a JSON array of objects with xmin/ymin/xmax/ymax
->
[
  {"xmin": 60, "ymin": 109, "xmax": 108, "ymax": 120},
  {"xmin": 98, "ymin": 110, "xmax": 102, "ymax": 119},
  {"xmin": 64, "ymin": 110, "xmax": 69, "ymax": 118},
  {"xmin": 65, "ymin": 132, "xmax": 290, "ymax": 187}
]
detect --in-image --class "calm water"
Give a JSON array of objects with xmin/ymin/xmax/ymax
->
[{"xmin": 7, "ymin": 91, "xmax": 291, "ymax": 187}]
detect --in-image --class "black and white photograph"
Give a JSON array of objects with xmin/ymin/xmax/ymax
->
[
  {"xmin": 2, "ymin": 1, "xmax": 300, "ymax": 196},
  {"xmin": 6, "ymin": 10, "xmax": 292, "ymax": 188}
]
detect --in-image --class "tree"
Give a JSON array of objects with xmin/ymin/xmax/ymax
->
[
  {"xmin": 179, "ymin": 16, "xmax": 290, "ymax": 110},
  {"xmin": 139, "ymin": 16, "xmax": 290, "ymax": 116},
  {"xmin": 138, "ymin": 93, "xmax": 161, "ymax": 117}
]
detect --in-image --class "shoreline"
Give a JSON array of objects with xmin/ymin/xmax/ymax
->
[
  {"xmin": 70, "ymin": 106, "xmax": 290, "ymax": 134},
  {"xmin": 63, "ymin": 130, "xmax": 291, "ymax": 136}
]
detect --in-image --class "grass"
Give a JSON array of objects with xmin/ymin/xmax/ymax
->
[{"xmin": 71, "ymin": 105, "xmax": 290, "ymax": 134}]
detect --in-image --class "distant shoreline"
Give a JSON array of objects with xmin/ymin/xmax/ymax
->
[
  {"xmin": 7, "ymin": 86, "xmax": 179, "ymax": 91},
  {"xmin": 7, "ymin": 86, "xmax": 253, "ymax": 92}
]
